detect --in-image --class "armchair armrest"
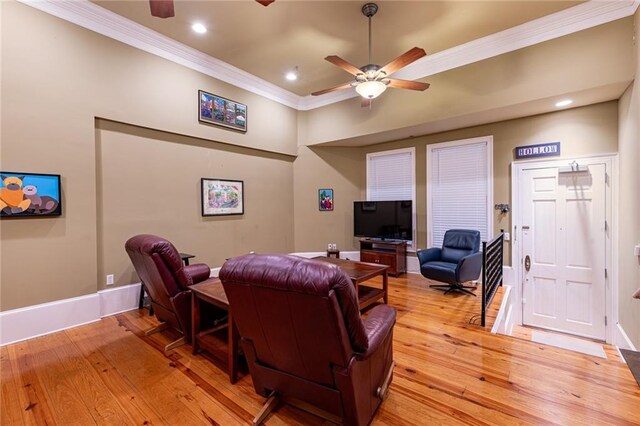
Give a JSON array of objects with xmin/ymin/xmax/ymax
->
[
  {"xmin": 185, "ymin": 263, "xmax": 211, "ymax": 284},
  {"xmin": 416, "ymin": 248, "xmax": 442, "ymax": 266},
  {"xmin": 356, "ymin": 304, "xmax": 396, "ymax": 360},
  {"xmin": 456, "ymin": 252, "xmax": 482, "ymax": 283}
]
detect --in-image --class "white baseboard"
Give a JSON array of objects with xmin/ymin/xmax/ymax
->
[
  {"xmin": 502, "ymin": 266, "xmax": 514, "ymax": 286},
  {"xmin": 491, "ymin": 285, "xmax": 515, "ymax": 335},
  {"xmin": 288, "ymin": 251, "xmax": 360, "ymax": 261},
  {"xmin": 0, "ymin": 283, "xmax": 141, "ymax": 347},
  {"xmin": 615, "ymin": 322, "xmax": 638, "ymax": 351},
  {"xmin": 407, "ymin": 255, "xmax": 420, "ymax": 274}
]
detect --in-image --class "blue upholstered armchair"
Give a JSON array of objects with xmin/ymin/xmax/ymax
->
[{"xmin": 417, "ymin": 229, "xmax": 482, "ymax": 296}]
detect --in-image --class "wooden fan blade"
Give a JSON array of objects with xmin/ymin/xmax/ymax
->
[
  {"xmin": 311, "ymin": 82, "xmax": 354, "ymax": 96},
  {"xmin": 256, "ymin": 0, "xmax": 275, "ymax": 6},
  {"xmin": 325, "ymin": 56, "xmax": 363, "ymax": 76},
  {"xmin": 379, "ymin": 47, "xmax": 426, "ymax": 76},
  {"xmin": 361, "ymin": 98, "xmax": 372, "ymax": 108},
  {"xmin": 149, "ymin": 0, "xmax": 174, "ymax": 18},
  {"xmin": 387, "ymin": 79, "xmax": 430, "ymax": 91}
]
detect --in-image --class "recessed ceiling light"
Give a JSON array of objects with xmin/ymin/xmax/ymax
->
[
  {"xmin": 191, "ymin": 23, "xmax": 207, "ymax": 34},
  {"xmin": 285, "ymin": 66, "xmax": 298, "ymax": 81},
  {"xmin": 555, "ymin": 99, "xmax": 573, "ymax": 108}
]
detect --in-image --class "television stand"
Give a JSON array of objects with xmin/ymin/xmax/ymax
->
[{"xmin": 359, "ymin": 239, "xmax": 407, "ymax": 276}]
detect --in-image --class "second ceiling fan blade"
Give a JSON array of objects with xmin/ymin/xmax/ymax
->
[
  {"xmin": 387, "ymin": 79, "xmax": 430, "ymax": 91},
  {"xmin": 311, "ymin": 82, "xmax": 354, "ymax": 96},
  {"xmin": 149, "ymin": 0, "xmax": 175, "ymax": 18},
  {"xmin": 379, "ymin": 47, "xmax": 426, "ymax": 77},
  {"xmin": 325, "ymin": 56, "xmax": 363, "ymax": 76}
]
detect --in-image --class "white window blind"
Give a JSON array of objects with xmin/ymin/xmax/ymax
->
[
  {"xmin": 429, "ymin": 139, "xmax": 491, "ymax": 248},
  {"xmin": 367, "ymin": 149, "xmax": 414, "ymax": 201}
]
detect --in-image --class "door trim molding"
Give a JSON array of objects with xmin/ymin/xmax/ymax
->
[{"xmin": 511, "ymin": 154, "xmax": 618, "ymax": 343}]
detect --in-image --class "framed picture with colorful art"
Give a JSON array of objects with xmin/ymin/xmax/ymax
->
[
  {"xmin": 0, "ymin": 171, "xmax": 62, "ymax": 218},
  {"xmin": 199, "ymin": 90, "xmax": 247, "ymax": 132},
  {"xmin": 201, "ymin": 178, "xmax": 244, "ymax": 216},
  {"xmin": 319, "ymin": 189, "xmax": 333, "ymax": 211}
]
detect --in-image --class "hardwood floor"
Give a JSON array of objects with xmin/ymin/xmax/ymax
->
[{"xmin": 2, "ymin": 275, "xmax": 639, "ymax": 425}]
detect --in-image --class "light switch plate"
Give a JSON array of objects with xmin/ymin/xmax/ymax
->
[
  {"xmin": 634, "ymin": 245, "xmax": 640, "ymax": 257},
  {"xmin": 504, "ymin": 232, "xmax": 510, "ymax": 241}
]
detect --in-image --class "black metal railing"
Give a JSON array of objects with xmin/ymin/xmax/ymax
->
[{"xmin": 481, "ymin": 231, "xmax": 504, "ymax": 326}]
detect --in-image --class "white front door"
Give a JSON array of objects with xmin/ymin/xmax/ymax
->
[{"xmin": 520, "ymin": 161, "xmax": 607, "ymax": 340}]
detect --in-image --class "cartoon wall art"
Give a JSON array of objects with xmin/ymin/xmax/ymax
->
[
  {"xmin": 0, "ymin": 172, "xmax": 62, "ymax": 218},
  {"xmin": 319, "ymin": 189, "xmax": 334, "ymax": 211}
]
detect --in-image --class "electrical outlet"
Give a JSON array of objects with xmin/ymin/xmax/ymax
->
[
  {"xmin": 106, "ymin": 274, "xmax": 114, "ymax": 286},
  {"xmin": 328, "ymin": 243, "xmax": 332, "ymax": 250},
  {"xmin": 504, "ymin": 232, "xmax": 510, "ymax": 241},
  {"xmin": 332, "ymin": 243, "xmax": 337, "ymax": 250}
]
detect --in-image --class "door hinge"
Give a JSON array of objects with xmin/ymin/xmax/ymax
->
[
  {"xmin": 605, "ymin": 221, "xmax": 608, "ymax": 232},
  {"xmin": 522, "ymin": 298, "xmax": 527, "ymax": 305},
  {"xmin": 605, "ymin": 268, "xmax": 608, "ymax": 279},
  {"xmin": 605, "ymin": 172, "xmax": 609, "ymax": 185},
  {"xmin": 605, "ymin": 316, "xmax": 608, "ymax": 326}
]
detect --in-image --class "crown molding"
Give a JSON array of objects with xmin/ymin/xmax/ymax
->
[{"xmin": 19, "ymin": 0, "xmax": 639, "ymax": 112}]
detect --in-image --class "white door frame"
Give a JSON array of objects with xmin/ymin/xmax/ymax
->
[{"xmin": 511, "ymin": 154, "xmax": 618, "ymax": 343}]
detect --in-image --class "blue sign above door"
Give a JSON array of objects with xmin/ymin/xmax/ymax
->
[{"xmin": 514, "ymin": 142, "xmax": 561, "ymax": 159}]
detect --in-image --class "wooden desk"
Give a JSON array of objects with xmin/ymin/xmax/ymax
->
[
  {"xmin": 313, "ymin": 257, "xmax": 389, "ymax": 310},
  {"xmin": 190, "ymin": 278, "xmax": 239, "ymax": 384}
]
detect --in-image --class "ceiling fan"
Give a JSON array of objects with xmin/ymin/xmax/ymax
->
[
  {"xmin": 311, "ymin": 3, "xmax": 430, "ymax": 107},
  {"xmin": 149, "ymin": 0, "xmax": 274, "ymax": 19}
]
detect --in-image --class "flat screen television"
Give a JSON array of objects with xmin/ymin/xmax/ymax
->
[{"xmin": 354, "ymin": 200, "xmax": 412, "ymax": 241}]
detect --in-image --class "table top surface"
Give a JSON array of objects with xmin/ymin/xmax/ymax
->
[
  {"xmin": 191, "ymin": 278, "xmax": 228, "ymax": 306},
  {"xmin": 179, "ymin": 252, "xmax": 195, "ymax": 260},
  {"xmin": 313, "ymin": 256, "xmax": 388, "ymax": 283}
]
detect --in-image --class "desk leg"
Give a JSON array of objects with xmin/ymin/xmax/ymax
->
[
  {"xmin": 383, "ymin": 270, "xmax": 389, "ymax": 304},
  {"xmin": 192, "ymin": 292, "xmax": 200, "ymax": 355},
  {"xmin": 228, "ymin": 311, "xmax": 239, "ymax": 384}
]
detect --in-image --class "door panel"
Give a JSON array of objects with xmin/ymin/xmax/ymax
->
[{"xmin": 521, "ymin": 162, "xmax": 606, "ymax": 340}]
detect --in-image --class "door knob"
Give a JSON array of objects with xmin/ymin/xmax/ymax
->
[{"xmin": 525, "ymin": 255, "xmax": 531, "ymax": 272}]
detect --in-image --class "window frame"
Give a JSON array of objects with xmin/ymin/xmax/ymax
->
[
  {"xmin": 426, "ymin": 136, "xmax": 494, "ymax": 248},
  {"xmin": 365, "ymin": 147, "xmax": 417, "ymax": 250}
]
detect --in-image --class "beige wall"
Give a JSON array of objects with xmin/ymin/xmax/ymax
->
[
  {"xmin": 0, "ymin": 2, "xmax": 297, "ymax": 310},
  {"xmin": 97, "ymin": 120, "xmax": 294, "ymax": 289},
  {"xmin": 616, "ymin": 9, "xmax": 640, "ymax": 349},
  {"xmin": 292, "ymin": 145, "xmax": 363, "ymax": 252},
  {"xmin": 299, "ymin": 18, "xmax": 634, "ymax": 147},
  {"xmin": 361, "ymin": 101, "xmax": 619, "ymax": 262}
]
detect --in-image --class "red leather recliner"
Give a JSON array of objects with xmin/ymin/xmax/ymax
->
[
  {"xmin": 125, "ymin": 234, "xmax": 221, "ymax": 351},
  {"xmin": 220, "ymin": 254, "xmax": 396, "ymax": 426}
]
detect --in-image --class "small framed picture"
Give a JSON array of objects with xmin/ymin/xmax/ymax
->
[
  {"xmin": 199, "ymin": 90, "xmax": 247, "ymax": 132},
  {"xmin": 1, "ymin": 172, "xmax": 62, "ymax": 218},
  {"xmin": 319, "ymin": 189, "xmax": 333, "ymax": 211},
  {"xmin": 201, "ymin": 178, "xmax": 244, "ymax": 216}
]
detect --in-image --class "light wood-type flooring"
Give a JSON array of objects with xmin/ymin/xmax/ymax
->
[{"xmin": 2, "ymin": 274, "xmax": 639, "ymax": 425}]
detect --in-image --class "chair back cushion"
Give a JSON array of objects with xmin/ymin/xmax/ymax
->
[
  {"xmin": 125, "ymin": 234, "xmax": 188, "ymax": 315},
  {"xmin": 440, "ymin": 229, "xmax": 481, "ymax": 263},
  {"xmin": 220, "ymin": 254, "xmax": 368, "ymax": 387}
]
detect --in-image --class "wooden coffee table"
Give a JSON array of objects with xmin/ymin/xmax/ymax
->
[
  {"xmin": 313, "ymin": 257, "xmax": 389, "ymax": 310},
  {"xmin": 191, "ymin": 278, "xmax": 239, "ymax": 384}
]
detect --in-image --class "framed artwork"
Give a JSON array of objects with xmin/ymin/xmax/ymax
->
[
  {"xmin": 319, "ymin": 189, "xmax": 334, "ymax": 211},
  {"xmin": 0, "ymin": 172, "xmax": 62, "ymax": 218},
  {"xmin": 199, "ymin": 90, "xmax": 247, "ymax": 132},
  {"xmin": 201, "ymin": 178, "xmax": 244, "ymax": 216}
]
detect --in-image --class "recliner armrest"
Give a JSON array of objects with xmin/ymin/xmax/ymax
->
[
  {"xmin": 416, "ymin": 248, "xmax": 442, "ymax": 265},
  {"xmin": 356, "ymin": 304, "xmax": 396, "ymax": 360},
  {"xmin": 185, "ymin": 263, "xmax": 212, "ymax": 284},
  {"xmin": 455, "ymin": 252, "xmax": 483, "ymax": 283}
]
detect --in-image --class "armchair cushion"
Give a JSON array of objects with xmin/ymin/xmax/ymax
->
[
  {"xmin": 456, "ymin": 252, "xmax": 483, "ymax": 283},
  {"xmin": 357, "ymin": 304, "xmax": 396, "ymax": 360},
  {"xmin": 184, "ymin": 263, "xmax": 211, "ymax": 284},
  {"xmin": 416, "ymin": 247, "xmax": 441, "ymax": 265}
]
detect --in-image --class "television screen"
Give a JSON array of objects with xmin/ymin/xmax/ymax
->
[{"xmin": 354, "ymin": 200, "xmax": 413, "ymax": 240}]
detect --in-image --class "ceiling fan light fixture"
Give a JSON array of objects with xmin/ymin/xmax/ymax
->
[{"xmin": 356, "ymin": 80, "xmax": 387, "ymax": 99}]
